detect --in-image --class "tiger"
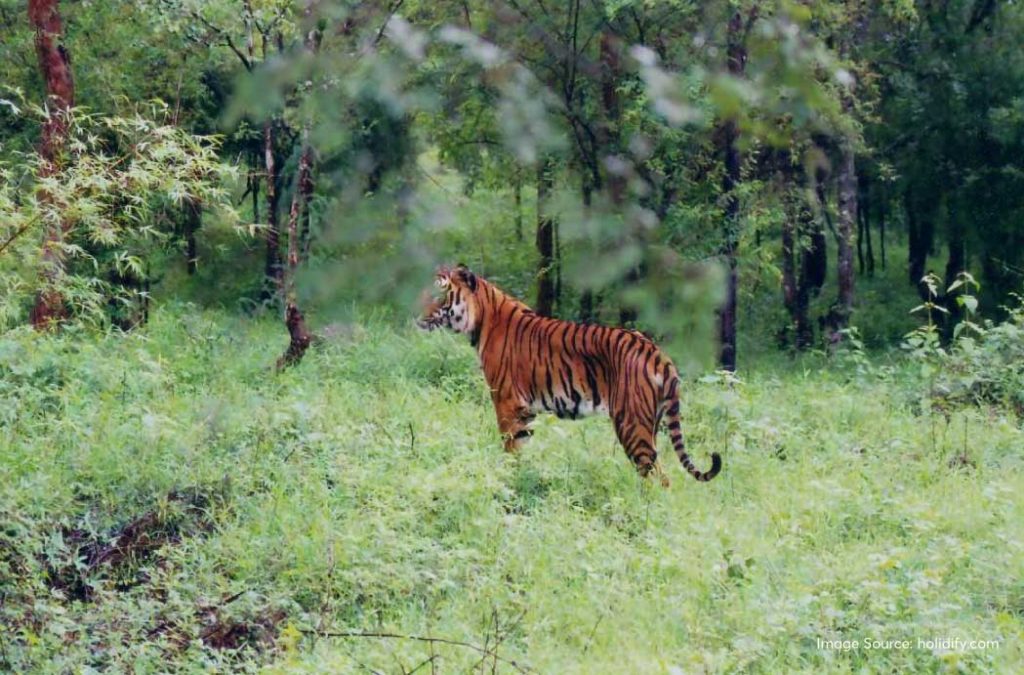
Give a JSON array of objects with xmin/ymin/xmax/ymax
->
[{"xmin": 416, "ymin": 264, "xmax": 721, "ymax": 485}]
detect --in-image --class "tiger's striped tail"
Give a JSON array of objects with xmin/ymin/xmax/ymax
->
[{"xmin": 665, "ymin": 392, "xmax": 721, "ymax": 482}]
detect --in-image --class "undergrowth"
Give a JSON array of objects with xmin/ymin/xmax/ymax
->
[{"xmin": 1, "ymin": 305, "xmax": 1022, "ymax": 673}]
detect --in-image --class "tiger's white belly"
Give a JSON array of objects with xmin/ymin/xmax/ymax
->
[{"xmin": 528, "ymin": 396, "xmax": 608, "ymax": 420}]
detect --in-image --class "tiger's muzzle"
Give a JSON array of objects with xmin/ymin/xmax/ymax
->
[{"xmin": 416, "ymin": 308, "xmax": 449, "ymax": 331}]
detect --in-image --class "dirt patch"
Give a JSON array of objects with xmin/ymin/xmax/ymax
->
[
  {"xmin": 146, "ymin": 592, "xmax": 288, "ymax": 657},
  {"xmin": 45, "ymin": 484, "xmax": 226, "ymax": 602},
  {"xmin": 200, "ymin": 607, "xmax": 287, "ymax": 651}
]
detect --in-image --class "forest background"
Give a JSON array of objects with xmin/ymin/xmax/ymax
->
[{"xmin": 1, "ymin": 0, "xmax": 1023, "ymax": 672}]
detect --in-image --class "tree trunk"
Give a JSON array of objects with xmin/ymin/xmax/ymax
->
[
  {"xmin": 877, "ymin": 185, "xmax": 886, "ymax": 270},
  {"xmin": 599, "ymin": 32, "xmax": 625, "ymax": 205},
  {"xmin": 535, "ymin": 158, "xmax": 556, "ymax": 317},
  {"xmin": 28, "ymin": 0, "xmax": 75, "ymax": 330},
  {"xmin": 861, "ymin": 174, "xmax": 874, "ymax": 275},
  {"xmin": 578, "ymin": 177, "xmax": 595, "ymax": 322},
  {"xmin": 781, "ymin": 189, "xmax": 798, "ymax": 338},
  {"xmin": 299, "ymin": 194, "xmax": 313, "ymax": 263},
  {"xmin": 276, "ymin": 3, "xmax": 320, "ymax": 369},
  {"xmin": 942, "ymin": 199, "xmax": 966, "ymax": 334},
  {"xmin": 286, "ymin": 143, "xmax": 314, "ymax": 301},
  {"xmin": 906, "ymin": 190, "xmax": 920, "ymax": 285},
  {"xmin": 834, "ymin": 141, "xmax": 857, "ymax": 330},
  {"xmin": 597, "ymin": 31, "xmax": 640, "ymax": 324},
  {"xmin": 906, "ymin": 186, "xmax": 932, "ymax": 298},
  {"xmin": 803, "ymin": 225, "xmax": 828, "ymax": 295},
  {"xmin": 251, "ymin": 160, "xmax": 260, "ymax": 227},
  {"xmin": 276, "ymin": 148, "xmax": 314, "ymax": 371},
  {"xmin": 856, "ymin": 199, "xmax": 865, "ymax": 276},
  {"xmin": 804, "ymin": 179, "xmax": 829, "ymax": 297},
  {"xmin": 863, "ymin": 201, "xmax": 874, "ymax": 276},
  {"xmin": 717, "ymin": 9, "xmax": 747, "ymax": 371},
  {"xmin": 554, "ymin": 218, "xmax": 561, "ymax": 315},
  {"xmin": 513, "ymin": 171, "xmax": 523, "ymax": 241},
  {"xmin": 262, "ymin": 119, "xmax": 282, "ymax": 301},
  {"xmin": 780, "ymin": 167, "xmax": 814, "ymax": 350}
]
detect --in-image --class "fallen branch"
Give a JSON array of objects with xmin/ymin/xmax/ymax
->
[
  {"xmin": 302, "ymin": 629, "xmax": 532, "ymax": 673},
  {"xmin": 0, "ymin": 217, "xmax": 39, "ymax": 256}
]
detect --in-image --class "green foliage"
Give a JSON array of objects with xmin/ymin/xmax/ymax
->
[
  {"xmin": 0, "ymin": 99, "xmax": 235, "ymax": 327},
  {"xmin": 905, "ymin": 272, "xmax": 1024, "ymax": 415}
]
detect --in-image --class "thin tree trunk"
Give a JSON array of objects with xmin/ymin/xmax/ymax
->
[
  {"xmin": 599, "ymin": 32, "xmax": 625, "ymax": 205},
  {"xmin": 877, "ymin": 185, "xmax": 886, "ymax": 270},
  {"xmin": 578, "ymin": 177, "xmax": 595, "ymax": 322},
  {"xmin": 251, "ymin": 161, "xmax": 260, "ymax": 226},
  {"xmin": 597, "ymin": 31, "xmax": 640, "ymax": 325},
  {"xmin": 805, "ymin": 173, "xmax": 829, "ymax": 297},
  {"xmin": 781, "ymin": 187, "xmax": 798, "ymax": 340},
  {"xmin": 856, "ymin": 198, "xmax": 865, "ymax": 276},
  {"xmin": 299, "ymin": 195, "xmax": 312, "ymax": 263},
  {"xmin": 906, "ymin": 189, "xmax": 920, "ymax": 285},
  {"xmin": 835, "ymin": 142, "xmax": 857, "ymax": 330},
  {"xmin": 262, "ymin": 120, "xmax": 282, "ymax": 300},
  {"xmin": 906, "ymin": 186, "xmax": 932, "ymax": 298},
  {"xmin": 717, "ymin": 9, "xmax": 747, "ymax": 371},
  {"xmin": 803, "ymin": 225, "xmax": 827, "ymax": 296},
  {"xmin": 535, "ymin": 158, "xmax": 556, "ymax": 317},
  {"xmin": 942, "ymin": 198, "xmax": 965, "ymax": 334},
  {"xmin": 794, "ymin": 213, "xmax": 815, "ymax": 349},
  {"xmin": 286, "ymin": 144, "xmax": 314, "ymax": 301},
  {"xmin": 780, "ymin": 165, "xmax": 814, "ymax": 349},
  {"xmin": 276, "ymin": 140, "xmax": 315, "ymax": 370},
  {"xmin": 860, "ymin": 174, "xmax": 874, "ymax": 275},
  {"xmin": 554, "ymin": 218, "xmax": 561, "ymax": 314},
  {"xmin": 28, "ymin": 0, "xmax": 75, "ymax": 329},
  {"xmin": 864, "ymin": 201, "xmax": 874, "ymax": 276},
  {"xmin": 513, "ymin": 171, "xmax": 523, "ymax": 241},
  {"xmin": 276, "ymin": 1, "xmax": 320, "ymax": 369},
  {"xmin": 774, "ymin": 158, "xmax": 815, "ymax": 350},
  {"xmin": 829, "ymin": 9, "xmax": 865, "ymax": 341}
]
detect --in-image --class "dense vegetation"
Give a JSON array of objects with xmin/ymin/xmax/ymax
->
[
  {"xmin": 2, "ymin": 0, "xmax": 1023, "ymax": 672},
  {"xmin": 2, "ymin": 304, "xmax": 1022, "ymax": 672}
]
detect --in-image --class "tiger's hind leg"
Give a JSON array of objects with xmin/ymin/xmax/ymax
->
[{"xmin": 612, "ymin": 414, "xmax": 659, "ymax": 480}]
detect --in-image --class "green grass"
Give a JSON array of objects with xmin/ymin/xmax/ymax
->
[{"xmin": 1, "ymin": 306, "xmax": 1022, "ymax": 673}]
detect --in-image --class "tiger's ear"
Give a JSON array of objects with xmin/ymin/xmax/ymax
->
[
  {"xmin": 455, "ymin": 264, "xmax": 477, "ymax": 292},
  {"xmin": 434, "ymin": 265, "xmax": 452, "ymax": 289}
]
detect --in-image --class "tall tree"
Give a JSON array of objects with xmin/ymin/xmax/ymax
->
[
  {"xmin": 779, "ymin": 154, "xmax": 815, "ymax": 349},
  {"xmin": 833, "ymin": 57, "xmax": 858, "ymax": 334},
  {"xmin": 834, "ymin": 139, "xmax": 857, "ymax": 329},
  {"xmin": 717, "ymin": 8, "xmax": 751, "ymax": 371},
  {"xmin": 28, "ymin": 0, "xmax": 75, "ymax": 329},
  {"xmin": 535, "ymin": 158, "xmax": 556, "ymax": 316},
  {"xmin": 277, "ymin": 0, "xmax": 320, "ymax": 369}
]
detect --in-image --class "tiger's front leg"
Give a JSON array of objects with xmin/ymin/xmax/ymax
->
[{"xmin": 493, "ymin": 395, "xmax": 534, "ymax": 452}]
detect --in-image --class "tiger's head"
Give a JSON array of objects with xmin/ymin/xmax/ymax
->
[{"xmin": 416, "ymin": 264, "xmax": 480, "ymax": 334}]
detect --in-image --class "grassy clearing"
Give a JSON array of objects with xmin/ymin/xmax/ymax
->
[{"xmin": 1, "ymin": 306, "xmax": 1022, "ymax": 673}]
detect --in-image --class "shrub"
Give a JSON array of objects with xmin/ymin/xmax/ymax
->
[{"xmin": 904, "ymin": 272, "xmax": 1024, "ymax": 415}]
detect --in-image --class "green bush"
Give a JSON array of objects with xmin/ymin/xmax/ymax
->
[{"xmin": 904, "ymin": 273, "xmax": 1024, "ymax": 416}]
